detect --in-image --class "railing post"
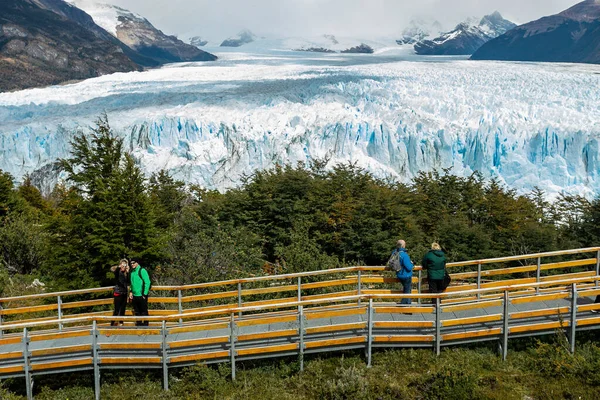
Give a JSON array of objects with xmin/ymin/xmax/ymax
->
[
  {"xmin": 417, "ymin": 270, "xmax": 422, "ymax": 305},
  {"xmin": 230, "ymin": 313, "xmax": 236, "ymax": 380},
  {"xmin": 237, "ymin": 282, "xmax": 242, "ymax": 318},
  {"xmin": 0, "ymin": 304, "xmax": 3, "ymax": 338},
  {"xmin": 57, "ymin": 295, "xmax": 63, "ymax": 331},
  {"xmin": 596, "ymin": 250, "xmax": 600, "ymax": 288},
  {"xmin": 23, "ymin": 328, "xmax": 32, "ymax": 400},
  {"xmin": 367, "ymin": 298, "xmax": 373, "ymax": 367},
  {"xmin": 536, "ymin": 257, "xmax": 541, "ymax": 294},
  {"xmin": 177, "ymin": 290, "xmax": 183, "ymax": 327},
  {"xmin": 162, "ymin": 320, "xmax": 169, "ymax": 391},
  {"xmin": 476, "ymin": 263, "xmax": 482, "ymax": 300},
  {"xmin": 570, "ymin": 283, "xmax": 578, "ymax": 354},
  {"xmin": 357, "ymin": 269, "xmax": 362, "ymax": 306},
  {"xmin": 502, "ymin": 291, "xmax": 509, "ymax": 361},
  {"xmin": 92, "ymin": 320, "xmax": 100, "ymax": 400},
  {"xmin": 298, "ymin": 305, "xmax": 304, "ymax": 372},
  {"xmin": 297, "ymin": 277, "xmax": 302, "ymax": 302},
  {"xmin": 435, "ymin": 297, "xmax": 441, "ymax": 356}
]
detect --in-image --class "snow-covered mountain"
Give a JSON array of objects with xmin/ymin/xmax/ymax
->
[
  {"xmin": 188, "ymin": 36, "xmax": 208, "ymax": 47},
  {"xmin": 0, "ymin": 53, "xmax": 598, "ymax": 198},
  {"xmin": 415, "ymin": 12, "xmax": 516, "ymax": 55},
  {"xmin": 67, "ymin": 0, "xmax": 216, "ymax": 63},
  {"xmin": 472, "ymin": 1, "xmax": 600, "ymax": 64},
  {"xmin": 396, "ymin": 18, "xmax": 444, "ymax": 45},
  {"xmin": 220, "ymin": 30, "xmax": 257, "ymax": 47},
  {"xmin": 0, "ymin": 0, "xmax": 142, "ymax": 92}
]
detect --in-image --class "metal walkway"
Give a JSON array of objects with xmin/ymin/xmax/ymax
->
[{"xmin": 1, "ymin": 248, "xmax": 600, "ymax": 399}]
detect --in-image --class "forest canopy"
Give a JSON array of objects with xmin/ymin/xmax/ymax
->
[{"xmin": 0, "ymin": 116, "xmax": 599, "ymax": 294}]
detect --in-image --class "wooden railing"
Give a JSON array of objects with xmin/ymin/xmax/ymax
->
[
  {"xmin": 1, "ymin": 247, "xmax": 599, "ymax": 334},
  {"xmin": 2, "ymin": 273, "xmax": 600, "ymax": 400}
]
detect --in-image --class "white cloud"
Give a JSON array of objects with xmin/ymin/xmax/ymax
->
[{"xmin": 99, "ymin": 0, "xmax": 581, "ymax": 39}]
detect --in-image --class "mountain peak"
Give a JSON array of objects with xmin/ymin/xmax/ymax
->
[
  {"xmin": 67, "ymin": 0, "xmax": 216, "ymax": 63},
  {"xmin": 472, "ymin": 0, "xmax": 600, "ymax": 64},
  {"xmin": 414, "ymin": 12, "xmax": 516, "ymax": 55},
  {"xmin": 558, "ymin": 0, "xmax": 600, "ymax": 22}
]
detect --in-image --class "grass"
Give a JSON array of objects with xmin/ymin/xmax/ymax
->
[{"xmin": 2, "ymin": 332, "xmax": 600, "ymax": 399}]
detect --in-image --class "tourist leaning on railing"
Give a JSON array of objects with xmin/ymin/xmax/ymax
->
[
  {"xmin": 422, "ymin": 243, "xmax": 448, "ymax": 294},
  {"xmin": 387, "ymin": 239, "xmax": 415, "ymax": 305}
]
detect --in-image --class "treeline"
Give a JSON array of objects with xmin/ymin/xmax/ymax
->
[{"xmin": 0, "ymin": 116, "xmax": 599, "ymax": 294}]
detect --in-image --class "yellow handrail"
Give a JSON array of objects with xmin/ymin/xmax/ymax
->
[
  {"xmin": 2, "ymin": 246, "xmax": 598, "ymax": 302},
  {"xmin": 0, "ymin": 275, "xmax": 596, "ymax": 333}
]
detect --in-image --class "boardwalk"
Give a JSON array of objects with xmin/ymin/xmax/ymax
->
[{"xmin": 1, "ymin": 247, "xmax": 600, "ymax": 400}]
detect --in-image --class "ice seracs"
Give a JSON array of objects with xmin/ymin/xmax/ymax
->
[{"xmin": 0, "ymin": 54, "xmax": 598, "ymax": 199}]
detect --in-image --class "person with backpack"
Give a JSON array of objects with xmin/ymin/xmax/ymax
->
[
  {"xmin": 422, "ymin": 243, "xmax": 448, "ymax": 294},
  {"xmin": 387, "ymin": 239, "xmax": 414, "ymax": 305},
  {"xmin": 110, "ymin": 259, "xmax": 129, "ymax": 327},
  {"xmin": 129, "ymin": 260, "xmax": 151, "ymax": 327}
]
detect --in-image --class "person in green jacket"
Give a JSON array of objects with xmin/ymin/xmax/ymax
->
[
  {"xmin": 129, "ymin": 260, "xmax": 151, "ymax": 326},
  {"xmin": 422, "ymin": 243, "xmax": 447, "ymax": 294}
]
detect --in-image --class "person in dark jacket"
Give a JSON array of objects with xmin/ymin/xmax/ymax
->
[
  {"xmin": 110, "ymin": 259, "xmax": 129, "ymax": 327},
  {"xmin": 422, "ymin": 243, "xmax": 447, "ymax": 294},
  {"xmin": 389, "ymin": 240, "xmax": 414, "ymax": 305}
]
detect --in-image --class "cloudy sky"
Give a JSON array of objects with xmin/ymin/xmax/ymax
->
[{"xmin": 105, "ymin": 0, "xmax": 581, "ymax": 39}]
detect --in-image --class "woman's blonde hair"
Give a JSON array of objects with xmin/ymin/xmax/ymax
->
[
  {"xmin": 431, "ymin": 243, "xmax": 442, "ymax": 251},
  {"xmin": 111, "ymin": 260, "xmax": 130, "ymax": 272}
]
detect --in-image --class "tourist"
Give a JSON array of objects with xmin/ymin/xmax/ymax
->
[
  {"xmin": 129, "ymin": 260, "xmax": 151, "ymax": 326},
  {"xmin": 388, "ymin": 239, "xmax": 414, "ymax": 305},
  {"xmin": 110, "ymin": 259, "xmax": 129, "ymax": 327},
  {"xmin": 422, "ymin": 243, "xmax": 447, "ymax": 294}
]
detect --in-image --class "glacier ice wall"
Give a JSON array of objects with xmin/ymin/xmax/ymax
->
[{"xmin": 0, "ymin": 57, "xmax": 599, "ymax": 197}]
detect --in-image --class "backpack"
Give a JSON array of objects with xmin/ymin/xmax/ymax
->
[
  {"xmin": 387, "ymin": 250, "xmax": 403, "ymax": 272},
  {"xmin": 137, "ymin": 267, "xmax": 152, "ymax": 294}
]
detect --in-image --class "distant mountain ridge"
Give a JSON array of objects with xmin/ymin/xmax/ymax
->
[
  {"xmin": 220, "ymin": 30, "xmax": 256, "ymax": 47},
  {"xmin": 67, "ymin": 0, "xmax": 216, "ymax": 63},
  {"xmin": 415, "ymin": 12, "xmax": 516, "ymax": 55},
  {"xmin": 0, "ymin": 0, "xmax": 217, "ymax": 92},
  {"xmin": 396, "ymin": 18, "xmax": 444, "ymax": 45},
  {"xmin": 471, "ymin": 0, "xmax": 600, "ymax": 64},
  {"xmin": 0, "ymin": 0, "xmax": 140, "ymax": 92}
]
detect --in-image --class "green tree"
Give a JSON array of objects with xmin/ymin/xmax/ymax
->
[
  {"xmin": 49, "ymin": 116, "xmax": 160, "ymax": 287},
  {"xmin": 149, "ymin": 170, "xmax": 187, "ymax": 230}
]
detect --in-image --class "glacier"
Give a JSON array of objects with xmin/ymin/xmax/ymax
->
[{"xmin": 0, "ymin": 50, "xmax": 599, "ymax": 197}]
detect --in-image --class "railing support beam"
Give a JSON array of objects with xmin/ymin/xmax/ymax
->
[
  {"xmin": 502, "ymin": 291, "xmax": 509, "ymax": 361},
  {"xmin": 570, "ymin": 283, "xmax": 578, "ymax": 354},
  {"xmin": 367, "ymin": 298, "xmax": 373, "ymax": 367},
  {"xmin": 596, "ymin": 250, "xmax": 600, "ymax": 288},
  {"xmin": 417, "ymin": 270, "xmax": 422, "ymax": 305},
  {"xmin": 162, "ymin": 320, "xmax": 169, "ymax": 391},
  {"xmin": 23, "ymin": 328, "xmax": 32, "ymax": 400},
  {"xmin": 92, "ymin": 320, "xmax": 100, "ymax": 400},
  {"xmin": 357, "ymin": 270, "xmax": 362, "ymax": 306},
  {"xmin": 536, "ymin": 257, "xmax": 541, "ymax": 294},
  {"xmin": 298, "ymin": 305, "xmax": 304, "ymax": 372},
  {"xmin": 57, "ymin": 295, "xmax": 63, "ymax": 331},
  {"xmin": 177, "ymin": 290, "xmax": 183, "ymax": 326},
  {"xmin": 297, "ymin": 277, "xmax": 302, "ymax": 302},
  {"xmin": 237, "ymin": 282, "xmax": 242, "ymax": 318},
  {"xmin": 230, "ymin": 313, "xmax": 236, "ymax": 380},
  {"xmin": 435, "ymin": 298, "xmax": 441, "ymax": 356},
  {"xmin": 476, "ymin": 263, "xmax": 482, "ymax": 300}
]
